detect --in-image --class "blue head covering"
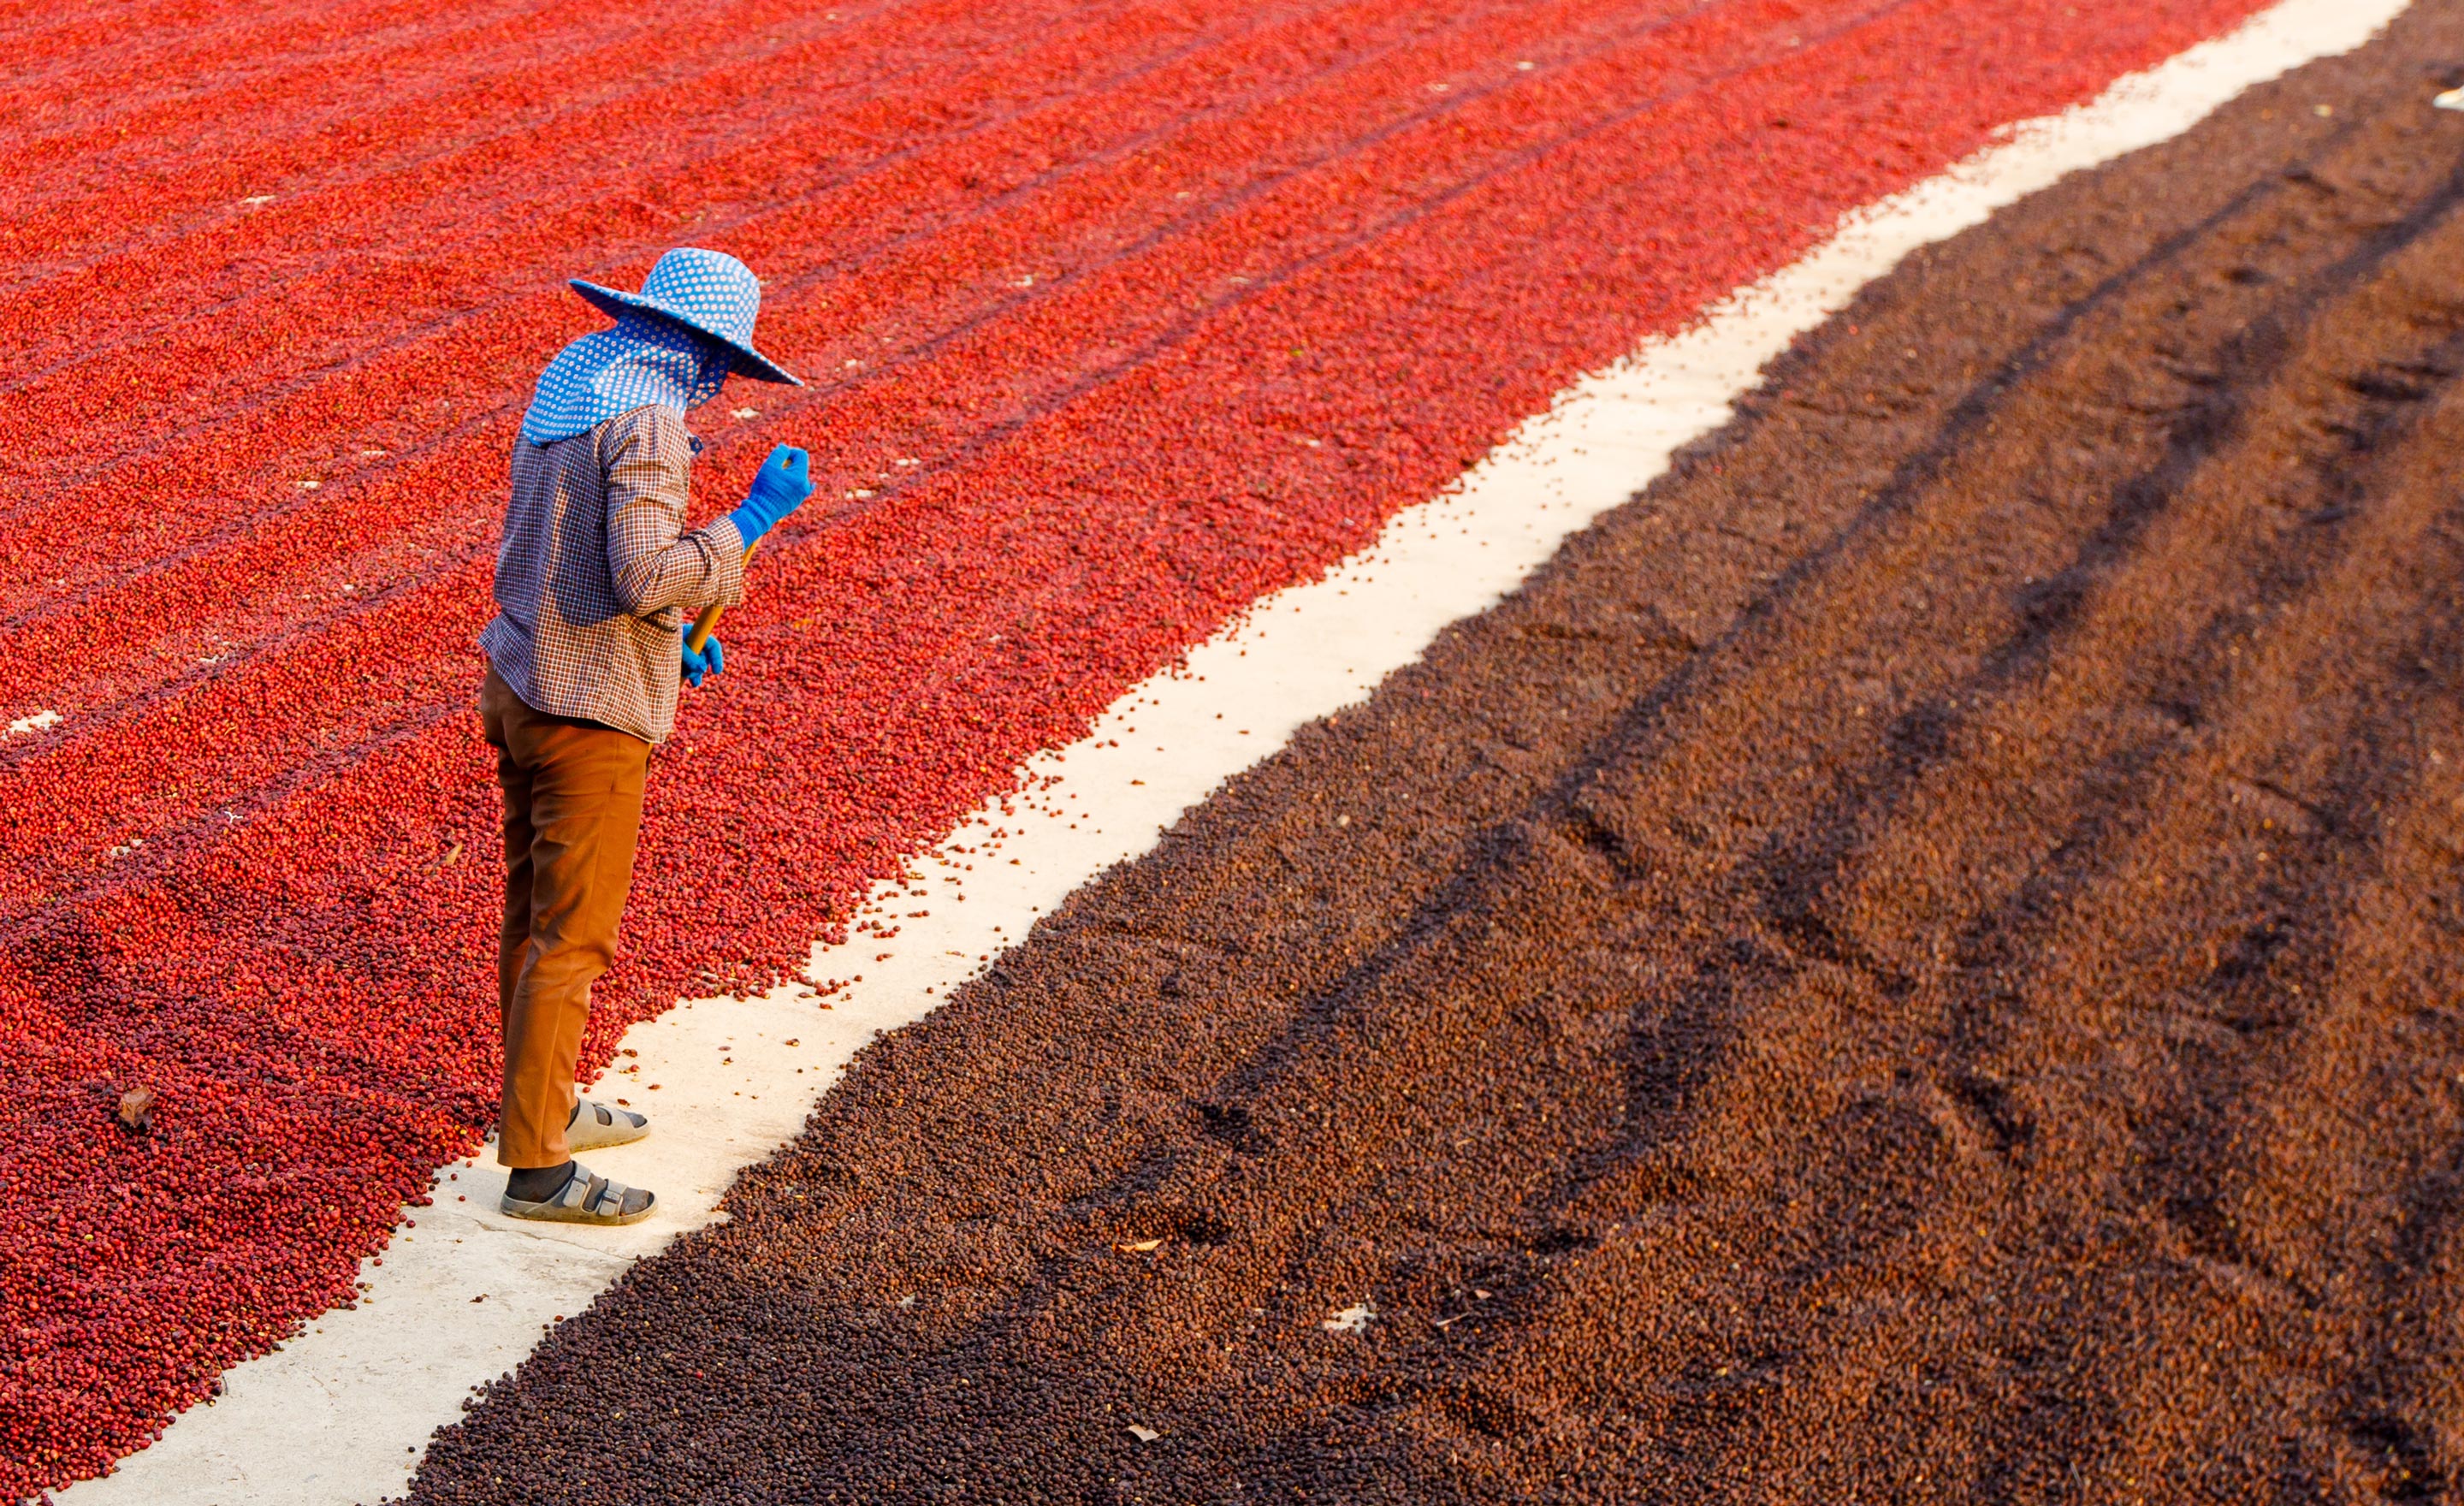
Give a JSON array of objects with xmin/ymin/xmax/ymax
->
[
  {"xmin": 518, "ymin": 311, "xmax": 731, "ymax": 446},
  {"xmin": 519, "ymin": 247, "xmax": 803, "ymax": 446}
]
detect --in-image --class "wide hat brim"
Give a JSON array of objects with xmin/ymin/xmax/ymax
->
[{"xmin": 569, "ymin": 280, "xmax": 806, "ymax": 387}]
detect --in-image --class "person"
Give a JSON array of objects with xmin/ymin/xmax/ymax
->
[{"xmin": 477, "ymin": 246, "xmax": 811, "ymax": 1225}]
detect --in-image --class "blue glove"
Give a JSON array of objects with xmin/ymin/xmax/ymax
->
[
  {"xmin": 727, "ymin": 445, "xmax": 813, "ymax": 549},
  {"xmin": 681, "ymin": 631, "xmax": 724, "ymax": 689}
]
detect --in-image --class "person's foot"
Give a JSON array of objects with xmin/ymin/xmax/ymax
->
[
  {"xmin": 565, "ymin": 1098, "xmax": 650, "ymax": 1152},
  {"xmin": 500, "ymin": 1160, "xmax": 655, "ymax": 1225},
  {"xmin": 505, "ymin": 1161, "xmax": 576, "ymax": 1203}
]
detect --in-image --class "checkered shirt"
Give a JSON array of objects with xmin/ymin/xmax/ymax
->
[{"xmin": 480, "ymin": 405, "xmax": 745, "ymax": 744}]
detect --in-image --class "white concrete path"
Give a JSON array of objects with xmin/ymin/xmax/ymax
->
[{"xmin": 60, "ymin": 0, "xmax": 2417, "ymax": 1497}]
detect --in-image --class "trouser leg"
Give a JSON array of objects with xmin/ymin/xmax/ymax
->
[
  {"xmin": 493, "ymin": 741, "xmax": 536, "ymax": 1028},
  {"xmin": 482, "ymin": 670, "xmax": 532, "ymax": 1032},
  {"xmin": 482, "ymin": 669, "xmax": 649, "ymax": 1169}
]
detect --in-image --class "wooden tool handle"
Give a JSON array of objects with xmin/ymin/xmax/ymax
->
[{"xmin": 685, "ymin": 541, "xmax": 757, "ymax": 654}]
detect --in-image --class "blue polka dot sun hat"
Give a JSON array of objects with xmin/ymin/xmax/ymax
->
[
  {"xmin": 571, "ymin": 247, "xmax": 803, "ymax": 388},
  {"xmin": 519, "ymin": 247, "xmax": 804, "ymax": 447}
]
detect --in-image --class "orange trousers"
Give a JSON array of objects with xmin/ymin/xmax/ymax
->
[{"xmin": 479, "ymin": 667, "xmax": 650, "ymax": 1168}]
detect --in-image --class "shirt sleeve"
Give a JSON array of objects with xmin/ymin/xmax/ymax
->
[{"xmin": 601, "ymin": 406, "xmax": 748, "ymax": 618}]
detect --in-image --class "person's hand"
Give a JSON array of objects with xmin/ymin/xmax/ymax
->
[
  {"xmin": 727, "ymin": 445, "xmax": 812, "ymax": 549},
  {"xmin": 681, "ymin": 630, "xmax": 724, "ymax": 689}
]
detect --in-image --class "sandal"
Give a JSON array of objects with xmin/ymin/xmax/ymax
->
[
  {"xmin": 500, "ymin": 1162, "xmax": 656, "ymax": 1226},
  {"xmin": 566, "ymin": 1098, "xmax": 649, "ymax": 1152}
]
